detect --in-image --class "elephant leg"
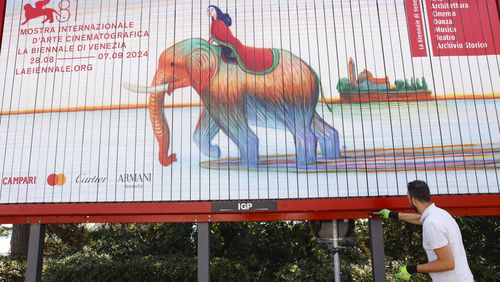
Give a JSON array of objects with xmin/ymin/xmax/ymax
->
[
  {"xmin": 212, "ymin": 105, "xmax": 259, "ymax": 166},
  {"xmin": 285, "ymin": 111, "xmax": 317, "ymax": 164},
  {"xmin": 313, "ymin": 113, "xmax": 340, "ymax": 159},
  {"xmin": 193, "ymin": 106, "xmax": 221, "ymax": 158}
]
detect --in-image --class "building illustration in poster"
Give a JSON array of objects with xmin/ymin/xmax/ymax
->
[
  {"xmin": 336, "ymin": 57, "xmax": 432, "ymax": 103},
  {"xmin": 0, "ymin": 0, "xmax": 498, "ymax": 204}
]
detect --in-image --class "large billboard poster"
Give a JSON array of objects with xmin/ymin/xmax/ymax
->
[{"xmin": 0, "ymin": 0, "xmax": 498, "ymax": 205}]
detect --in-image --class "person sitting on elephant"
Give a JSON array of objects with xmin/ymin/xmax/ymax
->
[
  {"xmin": 207, "ymin": 5, "xmax": 235, "ymax": 63},
  {"xmin": 207, "ymin": 5, "xmax": 275, "ymax": 74}
]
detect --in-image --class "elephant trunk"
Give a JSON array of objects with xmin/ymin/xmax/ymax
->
[{"xmin": 149, "ymin": 70, "xmax": 177, "ymax": 167}]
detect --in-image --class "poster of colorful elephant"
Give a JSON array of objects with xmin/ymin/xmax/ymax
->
[{"xmin": 0, "ymin": 0, "xmax": 498, "ymax": 204}]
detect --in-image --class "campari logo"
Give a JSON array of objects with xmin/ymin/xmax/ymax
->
[
  {"xmin": 1, "ymin": 176, "xmax": 37, "ymax": 185},
  {"xmin": 21, "ymin": 0, "xmax": 75, "ymax": 25},
  {"xmin": 47, "ymin": 173, "xmax": 66, "ymax": 186}
]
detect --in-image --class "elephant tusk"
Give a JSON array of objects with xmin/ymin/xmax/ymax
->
[{"xmin": 122, "ymin": 81, "xmax": 170, "ymax": 94}]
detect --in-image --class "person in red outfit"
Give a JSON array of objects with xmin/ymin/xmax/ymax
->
[
  {"xmin": 207, "ymin": 5, "xmax": 275, "ymax": 73},
  {"xmin": 207, "ymin": 5, "xmax": 236, "ymax": 63}
]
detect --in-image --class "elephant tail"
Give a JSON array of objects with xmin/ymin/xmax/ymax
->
[
  {"xmin": 313, "ymin": 71, "xmax": 334, "ymax": 113},
  {"xmin": 122, "ymin": 81, "xmax": 170, "ymax": 94}
]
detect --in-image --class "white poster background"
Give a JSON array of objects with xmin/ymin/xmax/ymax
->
[{"xmin": 0, "ymin": 0, "xmax": 498, "ymax": 204}]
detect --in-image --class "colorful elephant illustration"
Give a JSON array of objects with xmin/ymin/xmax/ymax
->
[{"xmin": 124, "ymin": 38, "xmax": 340, "ymax": 167}]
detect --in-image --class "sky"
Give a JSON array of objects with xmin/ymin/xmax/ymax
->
[{"xmin": 0, "ymin": 225, "xmax": 12, "ymax": 256}]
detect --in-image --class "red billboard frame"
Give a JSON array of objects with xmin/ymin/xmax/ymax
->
[
  {"xmin": 0, "ymin": 195, "xmax": 499, "ymax": 224},
  {"xmin": 0, "ymin": 0, "xmax": 498, "ymax": 224}
]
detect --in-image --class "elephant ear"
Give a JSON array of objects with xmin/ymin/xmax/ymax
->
[{"xmin": 189, "ymin": 46, "xmax": 218, "ymax": 92}]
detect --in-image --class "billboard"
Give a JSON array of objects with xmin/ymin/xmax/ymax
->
[{"xmin": 0, "ymin": 0, "xmax": 498, "ymax": 212}]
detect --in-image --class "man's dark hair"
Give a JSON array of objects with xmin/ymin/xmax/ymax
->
[{"xmin": 407, "ymin": 180, "xmax": 431, "ymax": 202}]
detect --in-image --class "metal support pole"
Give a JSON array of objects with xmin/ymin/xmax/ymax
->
[
  {"xmin": 26, "ymin": 224, "xmax": 46, "ymax": 282},
  {"xmin": 332, "ymin": 220, "xmax": 341, "ymax": 282},
  {"xmin": 197, "ymin": 222, "xmax": 210, "ymax": 282},
  {"xmin": 369, "ymin": 218, "xmax": 386, "ymax": 282}
]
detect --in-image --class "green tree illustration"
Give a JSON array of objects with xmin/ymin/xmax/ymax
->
[
  {"xmin": 336, "ymin": 78, "xmax": 353, "ymax": 93},
  {"xmin": 421, "ymin": 77, "xmax": 428, "ymax": 90},
  {"xmin": 395, "ymin": 80, "xmax": 405, "ymax": 91}
]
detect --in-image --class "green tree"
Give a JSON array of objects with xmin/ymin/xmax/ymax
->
[
  {"xmin": 336, "ymin": 78, "xmax": 353, "ymax": 93},
  {"xmin": 416, "ymin": 78, "xmax": 422, "ymax": 90},
  {"xmin": 45, "ymin": 224, "xmax": 86, "ymax": 256},
  {"xmin": 404, "ymin": 79, "xmax": 411, "ymax": 91},
  {"xmin": 421, "ymin": 77, "xmax": 428, "ymax": 90},
  {"xmin": 394, "ymin": 80, "xmax": 405, "ymax": 91},
  {"xmin": 0, "ymin": 257, "xmax": 25, "ymax": 282},
  {"xmin": 456, "ymin": 217, "xmax": 500, "ymax": 281},
  {"xmin": 1, "ymin": 218, "xmax": 497, "ymax": 281},
  {"xmin": 0, "ymin": 225, "xmax": 11, "ymax": 238},
  {"xmin": 44, "ymin": 223, "xmax": 198, "ymax": 281},
  {"xmin": 410, "ymin": 77, "xmax": 417, "ymax": 91},
  {"xmin": 211, "ymin": 221, "xmax": 333, "ymax": 281}
]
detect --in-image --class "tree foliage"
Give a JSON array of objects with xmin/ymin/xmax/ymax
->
[
  {"xmin": 0, "ymin": 257, "xmax": 25, "ymax": 282},
  {"xmin": 0, "ymin": 225, "xmax": 11, "ymax": 238},
  {"xmin": 210, "ymin": 221, "xmax": 332, "ymax": 281},
  {"xmin": 336, "ymin": 78, "xmax": 353, "ymax": 93},
  {"xmin": 0, "ymin": 217, "xmax": 497, "ymax": 281},
  {"xmin": 456, "ymin": 217, "xmax": 500, "ymax": 281}
]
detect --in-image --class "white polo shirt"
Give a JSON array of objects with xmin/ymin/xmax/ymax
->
[{"xmin": 420, "ymin": 203, "xmax": 474, "ymax": 282}]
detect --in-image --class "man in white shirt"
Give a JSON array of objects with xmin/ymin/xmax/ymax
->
[{"xmin": 376, "ymin": 180, "xmax": 474, "ymax": 281}]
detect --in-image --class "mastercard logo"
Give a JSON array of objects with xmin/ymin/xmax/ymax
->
[{"xmin": 47, "ymin": 174, "xmax": 66, "ymax": 186}]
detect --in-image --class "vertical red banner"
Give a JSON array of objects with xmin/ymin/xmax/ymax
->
[
  {"xmin": 0, "ymin": 0, "xmax": 6, "ymax": 48},
  {"xmin": 405, "ymin": 0, "xmax": 428, "ymax": 57},
  {"xmin": 425, "ymin": 0, "xmax": 500, "ymax": 56}
]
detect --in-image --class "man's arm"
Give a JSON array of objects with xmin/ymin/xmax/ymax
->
[
  {"xmin": 417, "ymin": 244, "xmax": 455, "ymax": 273},
  {"xmin": 398, "ymin": 212, "xmax": 421, "ymax": 225},
  {"xmin": 375, "ymin": 209, "xmax": 422, "ymax": 225},
  {"xmin": 397, "ymin": 244, "xmax": 455, "ymax": 280}
]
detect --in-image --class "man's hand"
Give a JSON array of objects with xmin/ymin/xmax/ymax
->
[
  {"xmin": 395, "ymin": 266, "xmax": 412, "ymax": 281},
  {"xmin": 375, "ymin": 209, "xmax": 398, "ymax": 219},
  {"xmin": 377, "ymin": 208, "xmax": 391, "ymax": 219}
]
